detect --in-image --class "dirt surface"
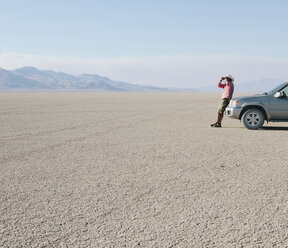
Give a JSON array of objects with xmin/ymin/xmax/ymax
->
[{"xmin": 1, "ymin": 92, "xmax": 288, "ymax": 247}]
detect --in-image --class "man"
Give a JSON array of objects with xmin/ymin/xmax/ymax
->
[{"xmin": 211, "ymin": 75, "xmax": 234, "ymax": 128}]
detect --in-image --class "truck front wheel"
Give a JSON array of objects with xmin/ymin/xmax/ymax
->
[{"xmin": 241, "ymin": 108, "xmax": 265, "ymax": 130}]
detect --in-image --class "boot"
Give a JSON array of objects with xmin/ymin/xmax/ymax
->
[
  {"xmin": 211, "ymin": 113, "xmax": 223, "ymax": 127},
  {"xmin": 211, "ymin": 122, "xmax": 221, "ymax": 127}
]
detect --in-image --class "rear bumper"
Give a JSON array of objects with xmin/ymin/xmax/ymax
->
[{"xmin": 225, "ymin": 107, "xmax": 242, "ymax": 119}]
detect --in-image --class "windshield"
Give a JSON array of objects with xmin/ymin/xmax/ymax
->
[{"xmin": 267, "ymin": 82, "xmax": 288, "ymax": 95}]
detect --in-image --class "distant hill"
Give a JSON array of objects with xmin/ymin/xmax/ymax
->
[
  {"xmin": 0, "ymin": 67, "xmax": 285, "ymax": 92},
  {"xmin": 234, "ymin": 78, "xmax": 285, "ymax": 92},
  {"xmin": 0, "ymin": 67, "xmax": 170, "ymax": 92}
]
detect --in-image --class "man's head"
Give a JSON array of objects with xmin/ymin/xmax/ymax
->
[{"xmin": 225, "ymin": 75, "xmax": 234, "ymax": 82}]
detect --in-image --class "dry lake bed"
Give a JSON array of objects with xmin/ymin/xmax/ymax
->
[{"xmin": 1, "ymin": 92, "xmax": 288, "ymax": 247}]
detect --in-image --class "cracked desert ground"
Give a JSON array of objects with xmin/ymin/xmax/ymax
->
[{"xmin": 1, "ymin": 92, "xmax": 288, "ymax": 247}]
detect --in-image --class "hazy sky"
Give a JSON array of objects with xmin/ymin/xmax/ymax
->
[{"xmin": 1, "ymin": 0, "xmax": 288, "ymax": 87}]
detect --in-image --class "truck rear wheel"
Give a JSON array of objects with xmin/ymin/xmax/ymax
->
[{"xmin": 241, "ymin": 108, "xmax": 265, "ymax": 130}]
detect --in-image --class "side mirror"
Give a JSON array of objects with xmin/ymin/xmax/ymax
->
[
  {"xmin": 274, "ymin": 92, "xmax": 281, "ymax": 98},
  {"xmin": 273, "ymin": 91, "xmax": 281, "ymax": 98},
  {"xmin": 274, "ymin": 91, "xmax": 286, "ymax": 98}
]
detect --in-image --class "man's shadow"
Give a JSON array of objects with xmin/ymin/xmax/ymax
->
[{"xmin": 260, "ymin": 126, "xmax": 288, "ymax": 131}]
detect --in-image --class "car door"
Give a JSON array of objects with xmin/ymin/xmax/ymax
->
[{"xmin": 269, "ymin": 85, "xmax": 288, "ymax": 119}]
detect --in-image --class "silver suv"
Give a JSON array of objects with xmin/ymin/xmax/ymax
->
[{"xmin": 226, "ymin": 82, "xmax": 288, "ymax": 129}]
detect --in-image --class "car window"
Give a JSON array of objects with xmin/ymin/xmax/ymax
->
[
  {"xmin": 280, "ymin": 86, "xmax": 288, "ymax": 97},
  {"xmin": 268, "ymin": 83, "xmax": 286, "ymax": 94}
]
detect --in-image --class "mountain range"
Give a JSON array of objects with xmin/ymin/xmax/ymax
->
[
  {"xmin": 0, "ymin": 67, "xmax": 285, "ymax": 92},
  {"xmin": 0, "ymin": 67, "xmax": 170, "ymax": 92}
]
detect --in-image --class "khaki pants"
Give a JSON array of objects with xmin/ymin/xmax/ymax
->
[{"xmin": 217, "ymin": 98, "xmax": 230, "ymax": 114}]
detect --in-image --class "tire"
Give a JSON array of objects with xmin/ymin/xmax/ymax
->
[{"xmin": 241, "ymin": 108, "xmax": 265, "ymax": 130}]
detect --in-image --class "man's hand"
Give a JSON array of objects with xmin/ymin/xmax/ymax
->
[{"xmin": 218, "ymin": 77, "xmax": 226, "ymax": 88}]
